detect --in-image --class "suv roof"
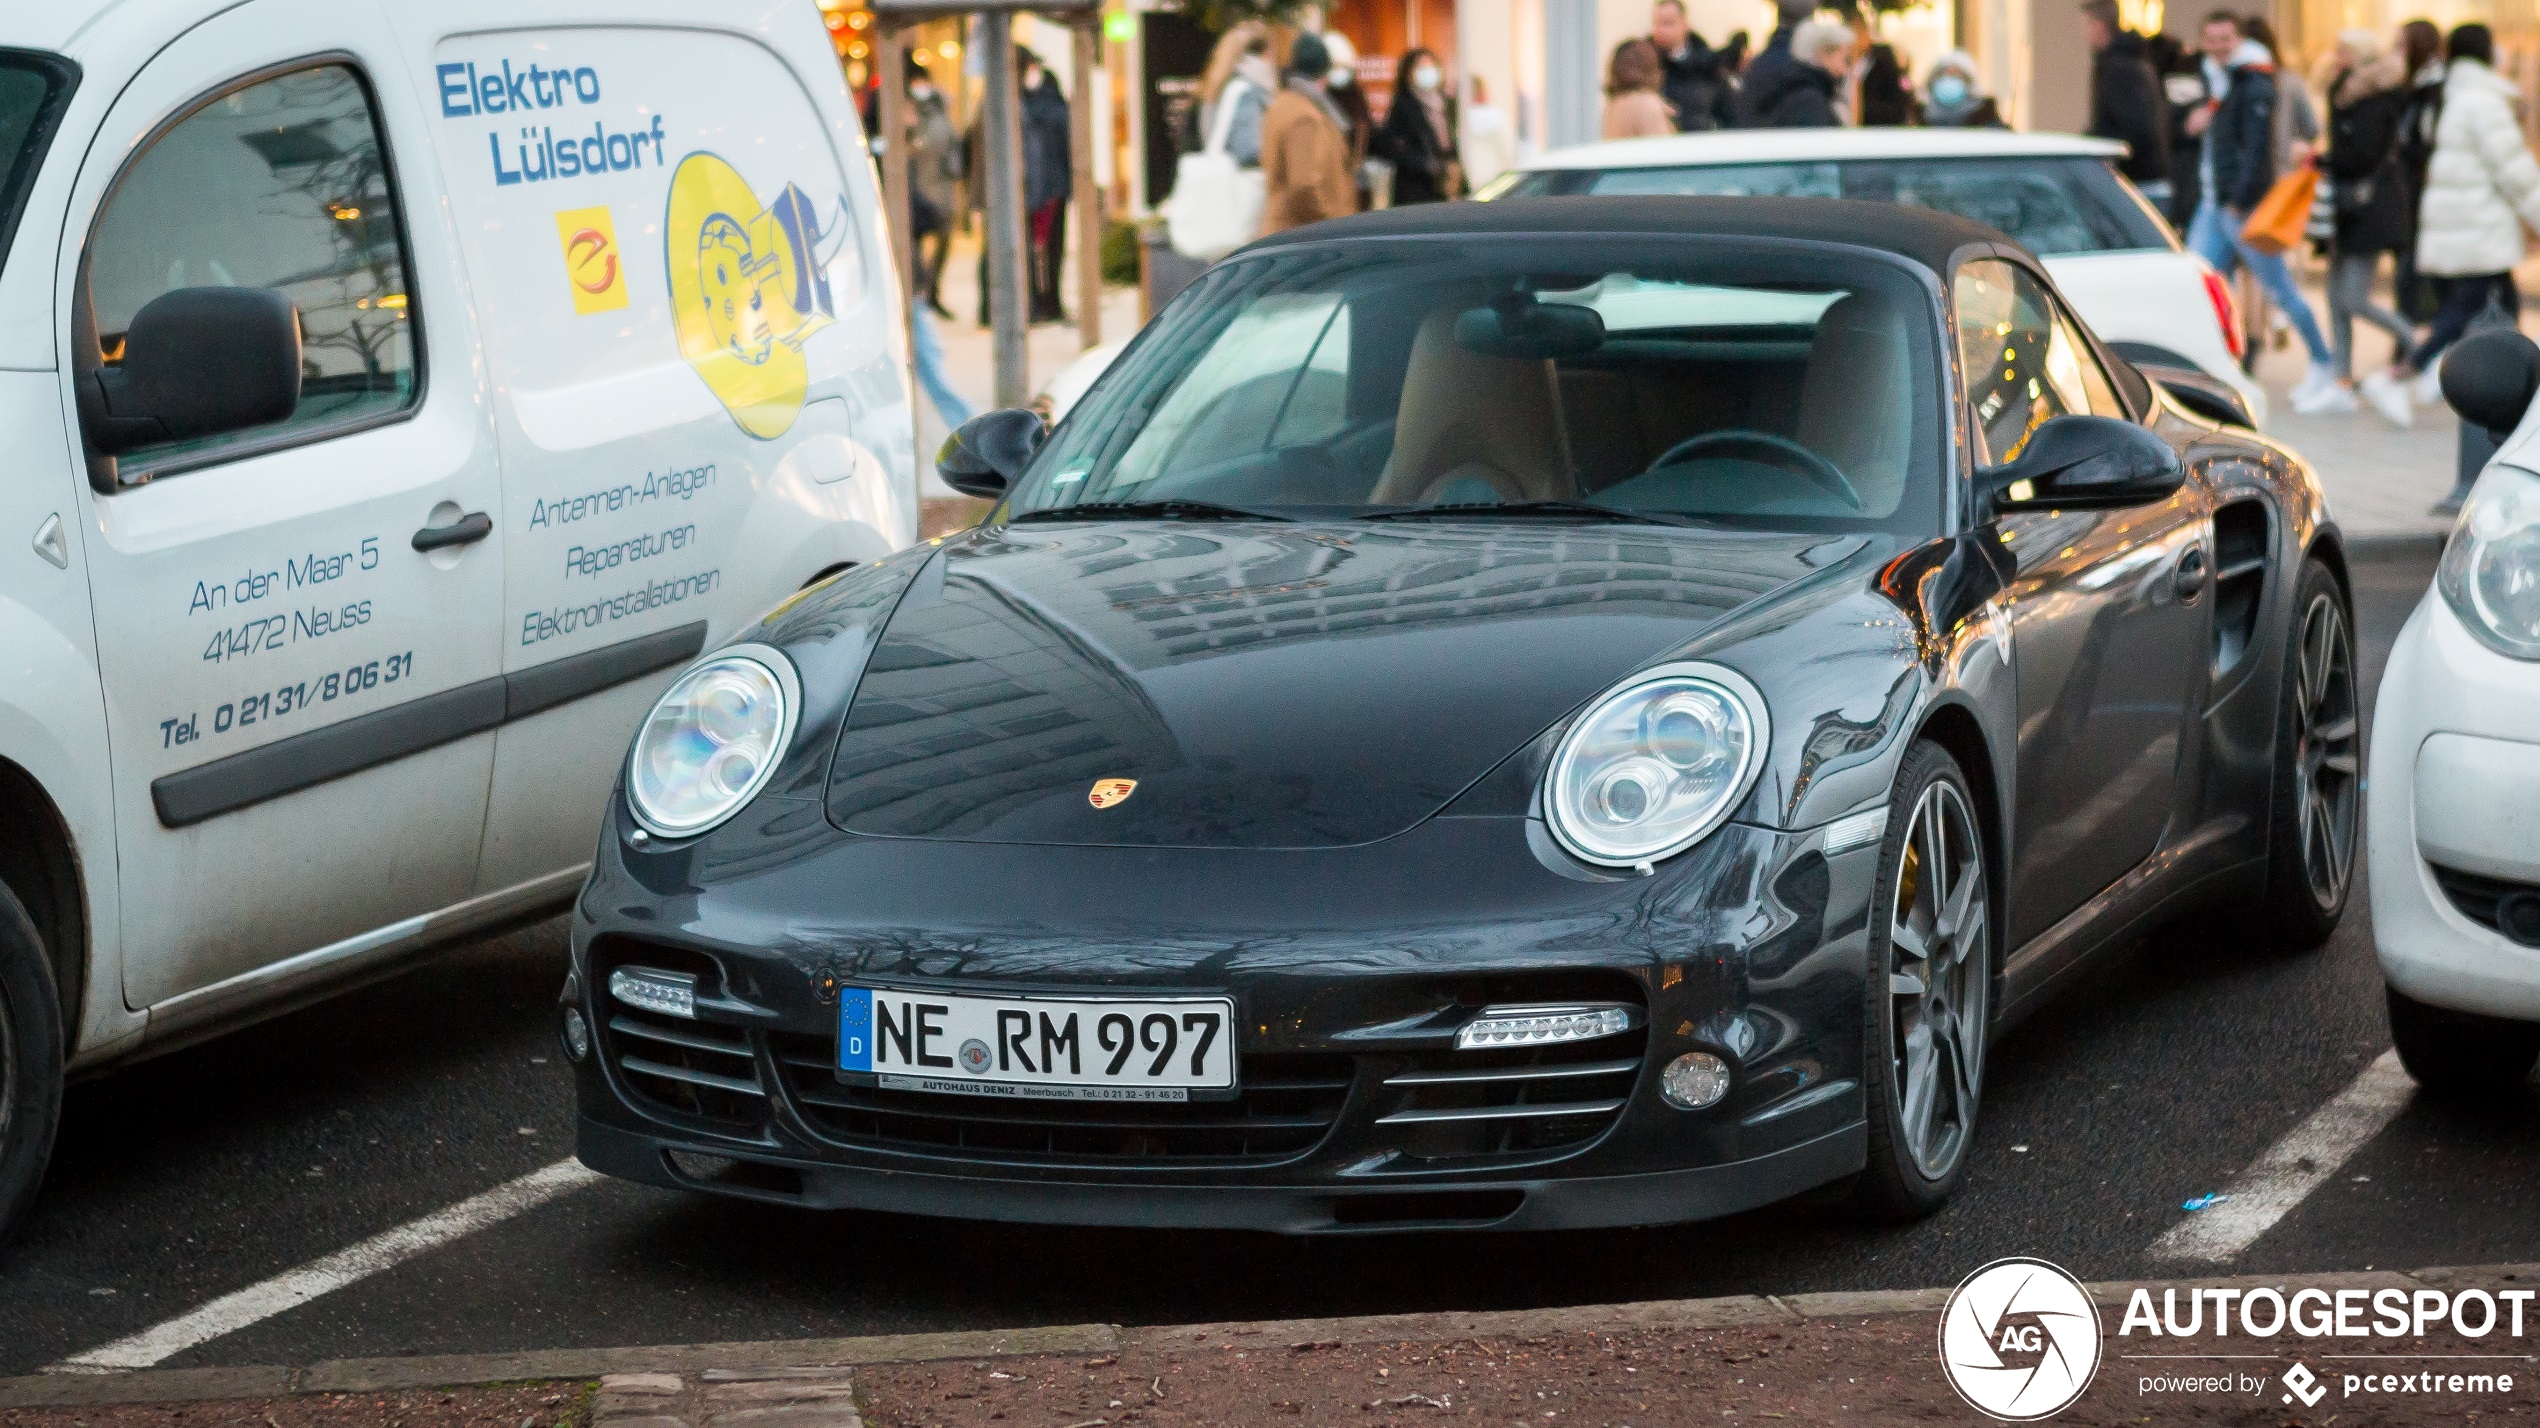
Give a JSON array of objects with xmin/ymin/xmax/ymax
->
[{"xmin": 1523, "ymin": 128, "xmax": 2128, "ymax": 173}]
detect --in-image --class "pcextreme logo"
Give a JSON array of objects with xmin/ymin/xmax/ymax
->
[
  {"xmin": 555, "ymin": 205, "xmax": 628, "ymax": 314},
  {"xmin": 665, "ymin": 152, "xmax": 850, "ymax": 439},
  {"xmin": 1938, "ymin": 1258, "xmax": 2104, "ymax": 1420}
]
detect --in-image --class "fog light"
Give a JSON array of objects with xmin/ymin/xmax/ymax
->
[
  {"xmin": 1660, "ymin": 1051, "xmax": 1732, "ymax": 1109},
  {"xmin": 2498, "ymin": 891, "xmax": 2540, "ymax": 948},
  {"xmin": 1454, "ymin": 1004, "xmax": 1636, "ymax": 1050},
  {"xmin": 608, "ymin": 966, "xmax": 696, "ymax": 1019},
  {"xmin": 561, "ymin": 1005, "xmax": 592, "ymax": 1062}
]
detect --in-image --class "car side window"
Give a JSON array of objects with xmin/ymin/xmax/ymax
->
[
  {"xmin": 84, "ymin": 64, "xmax": 419, "ymax": 473},
  {"xmin": 1954, "ymin": 259, "xmax": 2078, "ymax": 465}
]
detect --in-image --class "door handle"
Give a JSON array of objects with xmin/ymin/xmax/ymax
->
[
  {"xmin": 413, "ymin": 511, "xmax": 493, "ymax": 552},
  {"xmin": 2174, "ymin": 546, "xmax": 2208, "ymax": 601}
]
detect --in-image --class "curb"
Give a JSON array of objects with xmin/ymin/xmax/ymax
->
[
  {"xmin": 6, "ymin": 1260, "xmax": 2535, "ymax": 1412},
  {"xmin": 2345, "ymin": 530, "xmax": 2447, "ymax": 559}
]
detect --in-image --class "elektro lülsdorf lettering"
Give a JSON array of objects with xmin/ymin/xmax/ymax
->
[{"xmin": 435, "ymin": 57, "xmax": 666, "ymax": 187}]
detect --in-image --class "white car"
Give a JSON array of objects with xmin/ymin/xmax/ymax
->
[
  {"xmin": 0, "ymin": 0, "xmax": 915, "ymax": 1237},
  {"xmin": 2368, "ymin": 331, "xmax": 2540, "ymax": 1091},
  {"xmin": 1480, "ymin": 128, "xmax": 2265, "ymax": 427}
]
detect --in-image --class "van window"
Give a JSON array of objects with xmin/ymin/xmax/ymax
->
[
  {"xmin": 86, "ymin": 64, "xmax": 418, "ymax": 469},
  {"xmin": 0, "ymin": 51, "xmax": 75, "ymax": 283}
]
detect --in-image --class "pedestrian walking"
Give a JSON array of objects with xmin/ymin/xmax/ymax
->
[
  {"xmin": 1741, "ymin": 15, "xmax": 1849, "ymax": 127},
  {"xmin": 1857, "ymin": 43, "xmax": 1913, "ymax": 126},
  {"xmin": 1918, "ymin": 50, "xmax": 2003, "ymax": 127},
  {"xmin": 1730, "ymin": 0, "xmax": 1819, "ymax": 126},
  {"xmin": 2301, "ymin": 28, "xmax": 2416, "ymax": 411},
  {"xmin": 1320, "ymin": 31, "xmax": 1377, "ymax": 210},
  {"xmin": 1019, "ymin": 50, "xmax": 1072, "ymax": 324},
  {"xmin": 904, "ymin": 57, "xmax": 962, "ymax": 321},
  {"xmin": 1260, "ymin": 32, "xmax": 1356, "ymax": 233},
  {"xmin": 2393, "ymin": 18, "xmax": 2446, "ymax": 321},
  {"xmin": 1375, "ymin": 48, "xmax": 1460, "ymax": 204},
  {"xmin": 1604, "ymin": 39, "xmax": 1676, "ymax": 137},
  {"xmin": 909, "ymin": 303, "xmax": 975, "ymax": 432},
  {"xmin": 1650, "ymin": 0, "xmax": 1736, "ymax": 131},
  {"xmin": 2182, "ymin": 10, "xmax": 2340, "ymax": 408},
  {"xmin": 2234, "ymin": 15, "xmax": 2321, "ymax": 363},
  {"xmin": 2082, "ymin": 0, "xmax": 2170, "ymax": 195},
  {"xmin": 2358, "ymin": 23, "xmax": 2540, "ymax": 428},
  {"xmin": 1197, "ymin": 23, "xmax": 1275, "ymax": 168}
]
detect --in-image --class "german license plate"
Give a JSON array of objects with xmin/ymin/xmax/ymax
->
[{"xmin": 837, "ymin": 988, "xmax": 1236, "ymax": 1102}]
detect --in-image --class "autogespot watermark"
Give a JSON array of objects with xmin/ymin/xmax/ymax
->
[{"xmin": 1942, "ymin": 1266, "xmax": 2537, "ymax": 1421}]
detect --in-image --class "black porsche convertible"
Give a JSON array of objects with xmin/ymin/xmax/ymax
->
[{"xmin": 566, "ymin": 198, "xmax": 2359, "ymax": 1232}]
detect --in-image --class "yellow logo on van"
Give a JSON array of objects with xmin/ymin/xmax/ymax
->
[
  {"xmin": 555, "ymin": 205, "xmax": 629, "ymax": 314},
  {"xmin": 666, "ymin": 152, "xmax": 846, "ymax": 439}
]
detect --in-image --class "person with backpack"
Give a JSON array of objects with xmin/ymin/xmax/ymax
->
[{"xmin": 2298, "ymin": 28, "xmax": 2416, "ymax": 413}]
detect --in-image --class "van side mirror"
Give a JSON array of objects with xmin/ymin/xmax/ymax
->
[
  {"xmin": 935, "ymin": 408, "xmax": 1045, "ymax": 499},
  {"xmin": 84, "ymin": 287, "xmax": 302, "ymax": 456},
  {"xmin": 2440, "ymin": 328, "xmax": 2540, "ymax": 438},
  {"xmin": 1979, "ymin": 414, "xmax": 2186, "ymax": 516}
]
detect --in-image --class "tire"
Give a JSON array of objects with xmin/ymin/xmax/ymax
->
[
  {"xmin": 0, "ymin": 880, "xmax": 61, "ymax": 1248},
  {"xmin": 1849, "ymin": 741, "xmax": 1994, "ymax": 1223},
  {"xmin": 2388, "ymin": 985, "xmax": 2540, "ymax": 1095},
  {"xmin": 2246, "ymin": 558, "xmax": 2361, "ymax": 951}
]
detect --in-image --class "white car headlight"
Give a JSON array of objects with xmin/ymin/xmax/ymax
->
[
  {"xmin": 1545, "ymin": 661, "xmax": 1768, "ymax": 868},
  {"xmin": 2439, "ymin": 464, "xmax": 2540, "ymax": 661},
  {"xmin": 627, "ymin": 645, "xmax": 801, "ymax": 838}
]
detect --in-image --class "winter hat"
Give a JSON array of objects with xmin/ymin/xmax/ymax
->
[{"xmin": 1287, "ymin": 32, "xmax": 1332, "ymax": 79}]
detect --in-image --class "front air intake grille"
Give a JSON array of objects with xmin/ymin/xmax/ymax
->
[
  {"xmin": 771, "ymin": 1033, "xmax": 1353, "ymax": 1165},
  {"xmin": 603, "ymin": 1006, "xmax": 766, "ymax": 1130},
  {"xmin": 1371, "ymin": 1028, "xmax": 1647, "ymax": 1166},
  {"xmin": 2430, "ymin": 864, "xmax": 2540, "ymax": 947}
]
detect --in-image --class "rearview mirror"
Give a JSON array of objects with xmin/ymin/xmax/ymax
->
[
  {"xmin": 936, "ymin": 408, "xmax": 1045, "ymax": 499},
  {"xmin": 1979, "ymin": 414, "xmax": 2185, "ymax": 515},
  {"xmin": 1453, "ymin": 298, "xmax": 1605, "ymax": 360},
  {"xmin": 84, "ymin": 287, "xmax": 301, "ymax": 456},
  {"xmin": 2440, "ymin": 328, "xmax": 2540, "ymax": 438}
]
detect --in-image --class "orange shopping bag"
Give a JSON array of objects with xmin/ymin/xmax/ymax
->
[{"xmin": 2240, "ymin": 167, "xmax": 2319, "ymax": 255}]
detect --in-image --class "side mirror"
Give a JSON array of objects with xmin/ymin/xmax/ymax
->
[
  {"xmin": 2440, "ymin": 328, "xmax": 2540, "ymax": 438},
  {"xmin": 935, "ymin": 408, "xmax": 1045, "ymax": 499},
  {"xmin": 1979, "ymin": 414, "xmax": 2185, "ymax": 515},
  {"xmin": 84, "ymin": 287, "xmax": 301, "ymax": 456}
]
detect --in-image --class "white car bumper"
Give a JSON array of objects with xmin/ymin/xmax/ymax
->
[{"xmin": 2369, "ymin": 587, "xmax": 2540, "ymax": 1021}]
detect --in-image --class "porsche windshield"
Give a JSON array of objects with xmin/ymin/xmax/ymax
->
[{"xmin": 1009, "ymin": 238, "xmax": 1944, "ymax": 534}]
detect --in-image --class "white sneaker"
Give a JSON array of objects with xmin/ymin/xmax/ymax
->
[
  {"xmin": 2413, "ymin": 362, "xmax": 2445, "ymax": 406},
  {"xmin": 2360, "ymin": 370, "xmax": 2416, "ymax": 428},
  {"xmin": 2290, "ymin": 363, "xmax": 2340, "ymax": 405},
  {"xmin": 2293, "ymin": 382, "xmax": 2360, "ymax": 415}
]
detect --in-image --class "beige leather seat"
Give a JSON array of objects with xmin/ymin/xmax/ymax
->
[
  {"xmin": 1794, "ymin": 294, "xmax": 1913, "ymax": 516},
  {"xmin": 1368, "ymin": 308, "xmax": 1572, "ymax": 506}
]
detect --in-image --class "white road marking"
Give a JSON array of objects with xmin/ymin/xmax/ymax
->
[
  {"xmin": 52, "ymin": 1158, "xmax": 602, "ymax": 1372},
  {"xmin": 2148, "ymin": 1050, "xmax": 2415, "ymax": 1263}
]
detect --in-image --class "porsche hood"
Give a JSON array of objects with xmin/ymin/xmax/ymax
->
[{"xmin": 824, "ymin": 523, "xmax": 1842, "ymax": 848}]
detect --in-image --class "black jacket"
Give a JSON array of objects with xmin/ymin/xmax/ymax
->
[
  {"xmin": 1736, "ymin": 30, "xmax": 1840, "ymax": 128},
  {"xmin": 2205, "ymin": 59, "xmax": 2277, "ymax": 213},
  {"xmin": 1656, "ymin": 37, "xmax": 1735, "ymax": 130},
  {"xmin": 1374, "ymin": 92, "xmax": 1457, "ymax": 205},
  {"xmin": 1022, "ymin": 77, "xmax": 1072, "ymax": 210},
  {"xmin": 2088, "ymin": 31, "xmax": 2169, "ymax": 182},
  {"xmin": 2326, "ymin": 66, "xmax": 2414, "ymax": 254}
]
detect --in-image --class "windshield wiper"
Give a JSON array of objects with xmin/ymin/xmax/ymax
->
[
  {"xmin": 1364, "ymin": 499, "xmax": 1700, "ymax": 527},
  {"xmin": 1008, "ymin": 499, "xmax": 1294, "ymax": 523}
]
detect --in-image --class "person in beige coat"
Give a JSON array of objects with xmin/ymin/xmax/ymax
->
[
  {"xmin": 1603, "ymin": 38, "xmax": 1676, "ymax": 138},
  {"xmin": 1261, "ymin": 33, "xmax": 1357, "ymax": 234},
  {"xmin": 2358, "ymin": 23, "xmax": 2540, "ymax": 429}
]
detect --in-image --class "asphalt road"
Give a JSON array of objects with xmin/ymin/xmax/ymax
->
[{"xmin": 4, "ymin": 542, "xmax": 2532, "ymax": 1376}]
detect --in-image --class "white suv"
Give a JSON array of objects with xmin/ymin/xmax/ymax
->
[
  {"xmin": 1482, "ymin": 128, "xmax": 2263, "ymax": 426},
  {"xmin": 0, "ymin": 0, "xmax": 915, "ymax": 1238}
]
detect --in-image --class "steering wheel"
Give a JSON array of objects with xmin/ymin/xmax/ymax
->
[{"xmin": 1646, "ymin": 429, "xmax": 1864, "ymax": 511}]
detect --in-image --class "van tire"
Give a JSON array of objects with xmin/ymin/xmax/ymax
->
[
  {"xmin": 2388, "ymin": 985, "xmax": 2540, "ymax": 1095},
  {"xmin": 0, "ymin": 879, "xmax": 61, "ymax": 1248}
]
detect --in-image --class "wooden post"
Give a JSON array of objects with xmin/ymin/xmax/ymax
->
[
  {"xmin": 980, "ymin": 13, "xmax": 1030, "ymax": 409},
  {"xmin": 1071, "ymin": 19, "xmax": 1103, "ymax": 353}
]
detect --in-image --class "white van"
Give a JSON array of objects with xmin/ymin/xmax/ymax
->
[{"xmin": 0, "ymin": 0, "xmax": 913, "ymax": 1235}]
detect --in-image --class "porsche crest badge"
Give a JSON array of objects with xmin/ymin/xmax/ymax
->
[{"xmin": 1088, "ymin": 778, "xmax": 1138, "ymax": 809}]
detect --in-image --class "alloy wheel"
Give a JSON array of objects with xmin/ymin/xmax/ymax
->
[
  {"xmin": 2292, "ymin": 592, "xmax": 2360, "ymax": 911},
  {"xmin": 1888, "ymin": 779, "xmax": 1988, "ymax": 1181}
]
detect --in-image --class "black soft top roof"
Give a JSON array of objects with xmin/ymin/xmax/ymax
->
[{"xmin": 1241, "ymin": 196, "xmax": 2012, "ymax": 274}]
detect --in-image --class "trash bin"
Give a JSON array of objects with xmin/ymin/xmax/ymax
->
[{"xmin": 1141, "ymin": 229, "xmax": 1209, "ymax": 322}]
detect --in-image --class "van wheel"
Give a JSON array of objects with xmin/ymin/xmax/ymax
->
[
  {"xmin": 1849, "ymin": 742, "xmax": 1993, "ymax": 1223},
  {"xmin": 2247, "ymin": 560, "xmax": 2360, "ymax": 950},
  {"xmin": 2388, "ymin": 985, "xmax": 2540, "ymax": 1095},
  {"xmin": 0, "ymin": 881, "xmax": 61, "ymax": 1248}
]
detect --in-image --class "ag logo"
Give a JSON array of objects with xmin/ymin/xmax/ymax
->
[
  {"xmin": 1938, "ymin": 1257, "xmax": 2102, "ymax": 1420},
  {"xmin": 555, "ymin": 205, "xmax": 628, "ymax": 314},
  {"xmin": 1088, "ymin": 778, "xmax": 1138, "ymax": 809},
  {"xmin": 666, "ymin": 152, "xmax": 850, "ymax": 439}
]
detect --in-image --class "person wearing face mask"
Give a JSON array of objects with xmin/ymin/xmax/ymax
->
[
  {"xmin": 1320, "ymin": 29, "xmax": 1376, "ymax": 209},
  {"xmin": 903, "ymin": 56, "xmax": 963, "ymax": 320},
  {"xmin": 1918, "ymin": 50, "xmax": 2002, "ymax": 126},
  {"xmin": 1374, "ymin": 48, "xmax": 1460, "ymax": 204}
]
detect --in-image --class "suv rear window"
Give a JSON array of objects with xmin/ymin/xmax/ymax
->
[
  {"xmin": 1495, "ymin": 156, "xmax": 2172, "ymax": 256},
  {"xmin": 0, "ymin": 50, "xmax": 76, "ymax": 283}
]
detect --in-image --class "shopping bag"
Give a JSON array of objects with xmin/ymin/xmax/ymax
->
[
  {"xmin": 1166, "ymin": 81, "xmax": 1266, "ymax": 260},
  {"xmin": 2241, "ymin": 167, "xmax": 2319, "ymax": 255}
]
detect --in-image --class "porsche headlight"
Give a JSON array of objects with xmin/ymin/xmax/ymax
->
[
  {"xmin": 1545, "ymin": 662, "xmax": 1769, "ymax": 868},
  {"xmin": 627, "ymin": 645, "xmax": 801, "ymax": 838},
  {"xmin": 2439, "ymin": 464, "xmax": 2540, "ymax": 660}
]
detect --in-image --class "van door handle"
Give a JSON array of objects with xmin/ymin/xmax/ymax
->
[{"xmin": 413, "ymin": 511, "xmax": 493, "ymax": 551}]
